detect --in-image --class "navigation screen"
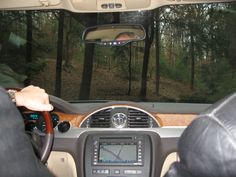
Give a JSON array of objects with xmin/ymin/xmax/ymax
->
[{"xmin": 98, "ymin": 143, "xmax": 137, "ymax": 163}]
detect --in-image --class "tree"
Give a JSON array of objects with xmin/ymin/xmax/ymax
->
[
  {"xmin": 140, "ymin": 12, "xmax": 154, "ymax": 98},
  {"xmin": 189, "ymin": 23, "xmax": 195, "ymax": 90},
  {"xmin": 63, "ymin": 13, "xmax": 73, "ymax": 69},
  {"xmin": 79, "ymin": 14, "xmax": 97, "ymax": 100},
  {"xmin": 155, "ymin": 9, "xmax": 161, "ymax": 95},
  {"xmin": 55, "ymin": 10, "xmax": 64, "ymax": 97},
  {"xmin": 128, "ymin": 43, "xmax": 132, "ymax": 95},
  {"xmin": 226, "ymin": 3, "xmax": 236, "ymax": 75},
  {"xmin": 24, "ymin": 11, "xmax": 33, "ymax": 86}
]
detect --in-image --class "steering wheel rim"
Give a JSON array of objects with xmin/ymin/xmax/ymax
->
[
  {"xmin": 40, "ymin": 111, "xmax": 54, "ymax": 163},
  {"xmin": 7, "ymin": 88, "xmax": 54, "ymax": 163}
]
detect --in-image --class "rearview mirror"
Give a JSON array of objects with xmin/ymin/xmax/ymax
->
[{"xmin": 82, "ymin": 24, "xmax": 145, "ymax": 46}]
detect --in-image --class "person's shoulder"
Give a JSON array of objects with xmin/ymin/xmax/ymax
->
[{"xmin": 0, "ymin": 87, "xmax": 7, "ymax": 95}]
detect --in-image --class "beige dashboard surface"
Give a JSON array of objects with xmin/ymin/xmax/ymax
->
[
  {"xmin": 47, "ymin": 151, "xmax": 77, "ymax": 177},
  {"xmin": 47, "ymin": 151, "xmax": 177, "ymax": 177}
]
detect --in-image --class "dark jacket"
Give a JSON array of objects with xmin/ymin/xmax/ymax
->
[
  {"xmin": 165, "ymin": 93, "xmax": 236, "ymax": 177},
  {"xmin": 0, "ymin": 87, "xmax": 53, "ymax": 177}
]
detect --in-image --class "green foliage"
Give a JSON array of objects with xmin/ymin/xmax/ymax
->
[
  {"xmin": 197, "ymin": 58, "xmax": 236, "ymax": 102},
  {"xmin": 157, "ymin": 3, "xmax": 236, "ymax": 102},
  {"xmin": 131, "ymin": 57, "xmax": 143, "ymax": 81},
  {"xmin": 93, "ymin": 46, "xmax": 113, "ymax": 69},
  {"xmin": 25, "ymin": 58, "xmax": 47, "ymax": 76},
  {"xmin": 160, "ymin": 55, "xmax": 190, "ymax": 83},
  {"xmin": 114, "ymin": 44, "xmax": 142, "ymax": 81}
]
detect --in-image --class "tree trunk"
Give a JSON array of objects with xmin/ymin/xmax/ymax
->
[
  {"xmin": 79, "ymin": 43, "xmax": 95, "ymax": 99},
  {"xmin": 155, "ymin": 9, "xmax": 160, "ymax": 95},
  {"xmin": 79, "ymin": 14, "xmax": 97, "ymax": 100},
  {"xmin": 55, "ymin": 10, "xmax": 64, "ymax": 97},
  {"xmin": 227, "ymin": 4, "xmax": 236, "ymax": 76},
  {"xmin": 128, "ymin": 43, "xmax": 132, "ymax": 95},
  {"xmin": 140, "ymin": 15, "xmax": 154, "ymax": 98},
  {"xmin": 64, "ymin": 15, "xmax": 72, "ymax": 70},
  {"xmin": 24, "ymin": 11, "xmax": 33, "ymax": 86},
  {"xmin": 190, "ymin": 26, "xmax": 195, "ymax": 90}
]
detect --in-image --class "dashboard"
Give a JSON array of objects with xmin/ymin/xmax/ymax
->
[
  {"xmin": 20, "ymin": 96, "xmax": 210, "ymax": 177},
  {"xmin": 22, "ymin": 102, "xmax": 198, "ymax": 132},
  {"xmin": 21, "ymin": 95, "xmax": 202, "ymax": 130}
]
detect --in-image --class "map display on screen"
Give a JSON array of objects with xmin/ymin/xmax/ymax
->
[{"xmin": 98, "ymin": 143, "xmax": 137, "ymax": 163}]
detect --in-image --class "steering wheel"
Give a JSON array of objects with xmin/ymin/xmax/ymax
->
[
  {"xmin": 8, "ymin": 88, "xmax": 54, "ymax": 164},
  {"xmin": 22, "ymin": 108, "xmax": 54, "ymax": 164},
  {"xmin": 38, "ymin": 111, "xmax": 54, "ymax": 163}
]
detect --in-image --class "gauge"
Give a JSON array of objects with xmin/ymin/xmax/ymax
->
[
  {"xmin": 24, "ymin": 112, "xmax": 41, "ymax": 120},
  {"xmin": 23, "ymin": 112, "xmax": 40, "ymax": 131},
  {"xmin": 23, "ymin": 112, "xmax": 59, "ymax": 132},
  {"xmin": 51, "ymin": 113, "xmax": 59, "ymax": 128}
]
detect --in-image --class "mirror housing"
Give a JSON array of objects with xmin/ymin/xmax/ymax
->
[{"xmin": 82, "ymin": 24, "xmax": 145, "ymax": 46}]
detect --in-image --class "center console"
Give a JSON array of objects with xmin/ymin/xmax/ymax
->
[{"xmin": 84, "ymin": 133, "xmax": 152, "ymax": 177}]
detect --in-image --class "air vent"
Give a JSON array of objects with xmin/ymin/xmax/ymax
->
[
  {"xmin": 90, "ymin": 108, "xmax": 111, "ymax": 128},
  {"xmin": 127, "ymin": 108, "xmax": 149, "ymax": 128}
]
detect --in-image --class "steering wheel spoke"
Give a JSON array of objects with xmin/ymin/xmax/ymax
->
[
  {"xmin": 28, "ymin": 129, "xmax": 43, "ymax": 158},
  {"xmin": 25, "ymin": 112, "xmax": 54, "ymax": 163}
]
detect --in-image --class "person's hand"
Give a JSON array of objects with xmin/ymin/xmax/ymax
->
[{"xmin": 15, "ymin": 85, "xmax": 53, "ymax": 111}]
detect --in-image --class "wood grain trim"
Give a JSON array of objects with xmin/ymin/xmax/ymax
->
[
  {"xmin": 55, "ymin": 112, "xmax": 198, "ymax": 127},
  {"xmin": 42, "ymin": 111, "xmax": 54, "ymax": 134},
  {"xmin": 54, "ymin": 112, "xmax": 84, "ymax": 127},
  {"xmin": 156, "ymin": 114, "xmax": 197, "ymax": 126}
]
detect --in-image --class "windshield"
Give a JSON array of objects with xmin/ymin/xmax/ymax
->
[{"xmin": 0, "ymin": 2, "xmax": 235, "ymax": 103}]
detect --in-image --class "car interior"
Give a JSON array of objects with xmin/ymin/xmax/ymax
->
[{"xmin": 0, "ymin": 0, "xmax": 236, "ymax": 177}]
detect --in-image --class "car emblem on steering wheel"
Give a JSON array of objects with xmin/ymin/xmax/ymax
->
[{"xmin": 111, "ymin": 113, "xmax": 128, "ymax": 128}]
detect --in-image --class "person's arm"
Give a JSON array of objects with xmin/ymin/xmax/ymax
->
[
  {"xmin": 0, "ymin": 86, "xmax": 54, "ymax": 177},
  {"xmin": 12, "ymin": 85, "xmax": 53, "ymax": 111}
]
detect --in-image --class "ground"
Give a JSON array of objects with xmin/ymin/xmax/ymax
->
[{"xmin": 32, "ymin": 59, "xmax": 193, "ymax": 102}]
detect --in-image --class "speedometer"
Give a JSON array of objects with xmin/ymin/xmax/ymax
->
[{"xmin": 23, "ymin": 112, "xmax": 59, "ymax": 132}]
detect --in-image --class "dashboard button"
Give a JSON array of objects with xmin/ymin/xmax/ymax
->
[
  {"xmin": 124, "ymin": 170, "xmax": 137, "ymax": 174},
  {"xmin": 137, "ymin": 170, "xmax": 142, "ymax": 174},
  {"xmin": 101, "ymin": 4, "xmax": 108, "ymax": 9},
  {"xmin": 108, "ymin": 3, "xmax": 114, "ymax": 8},
  {"xmin": 114, "ymin": 169, "xmax": 120, "ymax": 174},
  {"xmin": 115, "ymin": 3, "xmax": 122, "ymax": 8},
  {"xmin": 92, "ymin": 169, "xmax": 109, "ymax": 174},
  {"xmin": 104, "ymin": 169, "xmax": 109, "ymax": 174},
  {"xmin": 57, "ymin": 121, "xmax": 70, "ymax": 133}
]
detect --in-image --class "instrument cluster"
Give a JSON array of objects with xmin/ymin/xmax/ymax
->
[{"xmin": 23, "ymin": 112, "xmax": 59, "ymax": 132}]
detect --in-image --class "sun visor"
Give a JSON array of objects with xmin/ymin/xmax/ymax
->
[{"xmin": 0, "ymin": 0, "xmax": 61, "ymax": 10}]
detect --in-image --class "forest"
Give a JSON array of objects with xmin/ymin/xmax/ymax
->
[{"xmin": 0, "ymin": 2, "xmax": 235, "ymax": 103}]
